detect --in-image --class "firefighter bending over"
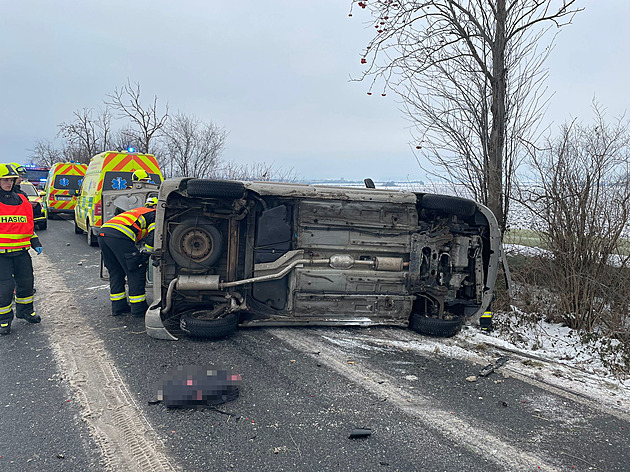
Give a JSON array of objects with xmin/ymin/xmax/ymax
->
[
  {"xmin": 98, "ymin": 196, "xmax": 157, "ymax": 317},
  {"xmin": 0, "ymin": 164, "xmax": 43, "ymax": 335}
]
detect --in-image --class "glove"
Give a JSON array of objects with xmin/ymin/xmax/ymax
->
[{"xmin": 34, "ymin": 247, "xmax": 43, "ymax": 255}]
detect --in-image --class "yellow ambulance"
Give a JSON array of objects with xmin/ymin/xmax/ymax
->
[
  {"xmin": 74, "ymin": 151, "xmax": 163, "ymax": 245},
  {"xmin": 44, "ymin": 162, "xmax": 87, "ymax": 219}
]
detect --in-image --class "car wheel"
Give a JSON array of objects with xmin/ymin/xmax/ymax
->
[
  {"xmin": 408, "ymin": 313, "xmax": 463, "ymax": 337},
  {"xmin": 421, "ymin": 194, "xmax": 477, "ymax": 217},
  {"xmin": 168, "ymin": 218, "xmax": 223, "ymax": 270},
  {"xmin": 74, "ymin": 219, "xmax": 83, "ymax": 234},
  {"xmin": 86, "ymin": 220, "xmax": 98, "ymax": 246},
  {"xmin": 180, "ymin": 310, "xmax": 239, "ymax": 340},
  {"xmin": 38, "ymin": 220, "xmax": 47, "ymax": 231},
  {"xmin": 47, "ymin": 212, "xmax": 55, "ymax": 220},
  {"xmin": 186, "ymin": 179, "xmax": 246, "ymax": 198}
]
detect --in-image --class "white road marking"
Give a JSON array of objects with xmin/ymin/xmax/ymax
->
[
  {"xmin": 33, "ymin": 254, "xmax": 178, "ymax": 472},
  {"xmin": 272, "ymin": 328, "xmax": 563, "ymax": 472}
]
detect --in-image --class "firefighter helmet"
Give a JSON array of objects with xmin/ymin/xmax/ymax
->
[
  {"xmin": 132, "ymin": 169, "xmax": 150, "ymax": 181},
  {"xmin": 0, "ymin": 163, "xmax": 20, "ymax": 179},
  {"xmin": 145, "ymin": 196, "xmax": 158, "ymax": 208},
  {"xmin": 9, "ymin": 162, "xmax": 27, "ymax": 176}
]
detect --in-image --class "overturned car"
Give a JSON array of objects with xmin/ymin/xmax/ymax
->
[{"xmin": 145, "ymin": 178, "xmax": 501, "ymax": 341}]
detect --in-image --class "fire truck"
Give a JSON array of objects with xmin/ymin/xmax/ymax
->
[{"xmin": 23, "ymin": 165, "xmax": 50, "ymax": 188}]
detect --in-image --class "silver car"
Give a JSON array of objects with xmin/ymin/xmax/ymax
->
[{"xmin": 145, "ymin": 179, "xmax": 501, "ymax": 341}]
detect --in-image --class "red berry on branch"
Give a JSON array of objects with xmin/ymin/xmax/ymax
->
[
  {"xmin": 367, "ymin": 92, "xmax": 372, "ymax": 95},
  {"xmin": 361, "ymin": 58, "xmax": 367, "ymax": 64}
]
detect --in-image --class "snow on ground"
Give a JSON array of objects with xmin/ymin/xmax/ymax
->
[{"xmin": 458, "ymin": 313, "xmax": 630, "ymax": 414}]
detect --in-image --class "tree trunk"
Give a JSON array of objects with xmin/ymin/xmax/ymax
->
[{"xmin": 489, "ymin": 0, "xmax": 507, "ymax": 232}]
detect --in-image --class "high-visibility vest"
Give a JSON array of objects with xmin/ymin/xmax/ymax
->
[
  {"xmin": 102, "ymin": 207, "xmax": 155, "ymax": 242},
  {"xmin": 0, "ymin": 194, "xmax": 34, "ymax": 250}
]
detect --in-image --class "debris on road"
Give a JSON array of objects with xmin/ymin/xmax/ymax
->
[
  {"xmin": 478, "ymin": 356, "xmax": 509, "ymax": 377},
  {"xmin": 348, "ymin": 428, "xmax": 372, "ymax": 439},
  {"xmin": 156, "ymin": 365, "xmax": 242, "ymax": 409}
]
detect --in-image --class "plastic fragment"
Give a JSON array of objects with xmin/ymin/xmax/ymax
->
[{"xmin": 349, "ymin": 428, "xmax": 372, "ymax": 439}]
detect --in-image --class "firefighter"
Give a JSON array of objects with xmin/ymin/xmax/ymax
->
[
  {"xmin": 132, "ymin": 169, "xmax": 150, "ymax": 182},
  {"xmin": 98, "ymin": 196, "xmax": 157, "ymax": 317},
  {"xmin": 9, "ymin": 162, "xmax": 27, "ymax": 197},
  {"xmin": 0, "ymin": 164, "xmax": 43, "ymax": 335},
  {"xmin": 9, "ymin": 162, "xmax": 27, "ymax": 184}
]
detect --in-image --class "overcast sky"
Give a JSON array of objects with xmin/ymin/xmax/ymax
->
[{"xmin": 1, "ymin": 1, "xmax": 627, "ymax": 181}]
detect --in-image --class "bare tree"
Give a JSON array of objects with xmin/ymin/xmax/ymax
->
[
  {"xmin": 29, "ymin": 139, "xmax": 63, "ymax": 167},
  {"xmin": 517, "ymin": 104, "xmax": 630, "ymax": 332},
  {"xmin": 160, "ymin": 113, "xmax": 227, "ymax": 178},
  {"xmin": 213, "ymin": 161, "xmax": 299, "ymax": 182},
  {"xmin": 105, "ymin": 80, "xmax": 168, "ymax": 154},
  {"xmin": 57, "ymin": 107, "xmax": 113, "ymax": 163},
  {"xmin": 351, "ymin": 0, "xmax": 581, "ymax": 232}
]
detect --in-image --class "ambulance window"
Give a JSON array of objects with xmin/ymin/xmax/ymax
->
[
  {"xmin": 53, "ymin": 174, "xmax": 84, "ymax": 190},
  {"xmin": 102, "ymin": 171, "xmax": 161, "ymax": 191}
]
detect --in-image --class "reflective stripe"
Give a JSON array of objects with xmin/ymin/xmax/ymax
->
[
  {"xmin": 0, "ymin": 247, "xmax": 27, "ymax": 253},
  {"xmin": 110, "ymin": 292, "xmax": 126, "ymax": 301},
  {"xmin": 0, "ymin": 304, "xmax": 12, "ymax": 315},
  {"xmin": 0, "ymin": 323, "xmax": 9, "ymax": 328},
  {"xmin": 144, "ymin": 243, "xmax": 154, "ymax": 252},
  {"xmin": 0, "ymin": 233, "xmax": 32, "ymax": 240},
  {"xmin": 15, "ymin": 295, "xmax": 34, "ymax": 304},
  {"xmin": 102, "ymin": 223, "xmax": 136, "ymax": 240},
  {"xmin": 129, "ymin": 294, "xmax": 146, "ymax": 304}
]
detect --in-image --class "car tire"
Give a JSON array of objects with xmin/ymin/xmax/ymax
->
[
  {"xmin": 180, "ymin": 310, "xmax": 239, "ymax": 340},
  {"xmin": 47, "ymin": 212, "xmax": 55, "ymax": 220},
  {"xmin": 74, "ymin": 219, "xmax": 83, "ymax": 234},
  {"xmin": 408, "ymin": 313, "xmax": 463, "ymax": 337},
  {"xmin": 168, "ymin": 218, "xmax": 223, "ymax": 270},
  {"xmin": 86, "ymin": 220, "xmax": 98, "ymax": 246},
  {"xmin": 37, "ymin": 220, "xmax": 47, "ymax": 231},
  {"xmin": 421, "ymin": 194, "xmax": 477, "ymax": 217},
  {"xmin": 186, "ymin": 179, "xmax": 246, "ymax": 198}
]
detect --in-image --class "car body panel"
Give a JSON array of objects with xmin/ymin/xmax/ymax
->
[{"xmin": 146, "ymin": 178, "xmax": 501, "ymax": 339}]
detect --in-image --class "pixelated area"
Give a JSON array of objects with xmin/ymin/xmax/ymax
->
[{"xmin": 157, "ymin": 365, "xmax": 241, "ymax": 408}]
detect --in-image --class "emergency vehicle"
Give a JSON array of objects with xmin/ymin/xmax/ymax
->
[
  {"xmin": 44, "ymin": 162, "xmax": 87, "ymax": 218},
  {"xmin": 23, "ymin": 165, "xmax": 50, "ymax": 187},
  {"xmin": 74, "ymin": 151, "xmax": 163, "ymax": 246},
  {"xmin": 19, "ymin": 181, "xmax": 48, "ymax": 230}
]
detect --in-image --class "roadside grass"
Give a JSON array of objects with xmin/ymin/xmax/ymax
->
[
  {"xmin": 504, "ymin": 228, "xmax": 545, "ymax": 248},
  {"xmin": 504, "ymin": 228, "xmax": 630, "ymax": 256}
]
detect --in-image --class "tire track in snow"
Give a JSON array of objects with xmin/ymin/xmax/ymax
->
[
  {"xmin": 271, "ymin": 328, "xmax": 562, "ymax": 472},
  {"xmin": 33, "ymin": 254, "xmax": 179, "ymax": 472}
]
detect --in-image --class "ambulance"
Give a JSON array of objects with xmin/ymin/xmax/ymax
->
[
  {"xmin": 74, "ymin": 151, "xmax": 163, "ymax": 246},
  {"xmin": 44, "ymin": 162, "xmax": 87, "ymax": 219}
]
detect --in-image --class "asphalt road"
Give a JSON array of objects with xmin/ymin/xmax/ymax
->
[{"xmin": 0, "ymin": 215, "xmax": 628, "ymax": 471}]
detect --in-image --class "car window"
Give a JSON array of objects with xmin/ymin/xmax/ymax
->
[
  {"xmin": 53, "ymin": 174, "xmax": 84, "ymax": 191},
  {"xmin": 102, "ymin": 171, "xmax": 162, "ymax": 191},
  {"xmin": 19, "ymin": 183, "xmax": 38, "ymax": 196}
]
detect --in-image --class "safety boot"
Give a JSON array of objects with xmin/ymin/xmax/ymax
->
[
  {"xmin": 16, "ymin": 312, "xmax": 41, "ymax": 324},
  {"xmin": 0, "ymin": 321, "xmax": 11, "ymax": 335},
  {"xmin": 112, "ymin": 304, "xmax": 131, "ymax": 316}
]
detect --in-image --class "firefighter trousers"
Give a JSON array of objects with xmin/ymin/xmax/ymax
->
[
  {"xmin": 98, "ymin": 234, "xmax": 149, "ymax": 316},
  {"xmin": 0, "ymin": 250, "xmax": 35, "ymax": 324}
]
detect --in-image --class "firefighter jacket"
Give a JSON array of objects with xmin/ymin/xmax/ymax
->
[
  {"xmin": 0, "ymin": 189, "xmax": 39, "ymax": 251},
  {"xmin": 101, "ymin": 207, "xmax": 156, "ymax": 251}
]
